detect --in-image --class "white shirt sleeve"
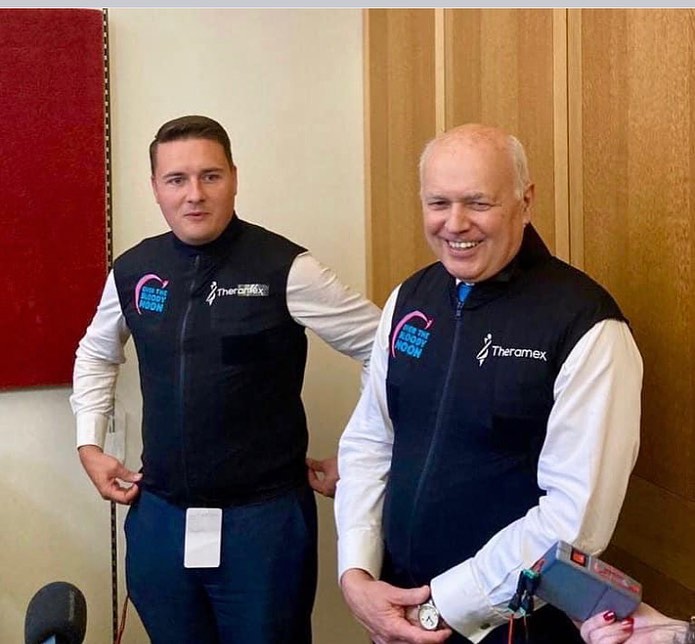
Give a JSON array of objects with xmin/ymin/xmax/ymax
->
[
  {"xmin": 69, "ymin": 270, "xmax": 130, "ymax": 449},
  {"xmin": 336, "ymin": 310, "xmax": 642, "ymax": 642},
  {"xmin": 431, "ymin": 318, "xmax": 642, "ymax": 641},
  {"xmin": 286, "ymin": 252, "xmax": 381, "ymax": 384},
  {"xmin": 335, "ymin": 286, "xmax": 400, "ymax": 580}
]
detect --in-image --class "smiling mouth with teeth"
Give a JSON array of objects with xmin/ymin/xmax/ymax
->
[{"xmin": 448, "ymin": 240, "xmax": 480, "ymax": 250}]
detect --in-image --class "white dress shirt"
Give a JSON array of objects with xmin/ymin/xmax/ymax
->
[{"xmin": 335, "ymin": 284, "xmax": 642, "ymax": 641}]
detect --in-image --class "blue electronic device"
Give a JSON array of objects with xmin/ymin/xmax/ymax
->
[{"xmin": 533, "ymin": 541, "xmax": 642, "ymax": 621}]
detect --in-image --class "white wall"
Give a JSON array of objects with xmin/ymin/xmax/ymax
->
[
  {"xmin": 1, "ymin": 8, "xmax": 368, "ymax": 643},
  {"xmin": 0, "ymin": 389, "xmax": 111, "ymax": 644}
]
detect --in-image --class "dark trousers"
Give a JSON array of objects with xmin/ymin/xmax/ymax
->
[{"xmin": 124, "ymin": 485, "xmax": 317, "ymax": 644}]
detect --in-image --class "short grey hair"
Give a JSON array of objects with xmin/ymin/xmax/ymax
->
[
  {"xmin": 507, "ymin": 134, "xmax": 530, "ymax": 199},
  {"xmin": 419, "ymin": 127, "xmax": 530, "ymax": 199}
]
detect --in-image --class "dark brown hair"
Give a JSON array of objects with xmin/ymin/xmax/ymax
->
[{"xmin": 149, "ymin": 115, "xmax": 234, "ymax": 174}]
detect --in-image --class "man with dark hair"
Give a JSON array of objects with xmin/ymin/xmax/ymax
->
[
  {"xmin": 335, "ymin": 123, "xmax": 642, "ymax": 643},
  {"xmin": 71, "ymin": 114, "xmax": 380, "ymax": 643}
]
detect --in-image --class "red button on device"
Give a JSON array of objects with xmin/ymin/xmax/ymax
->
[{"xmin": 571, "ymin": 549, "xmax": 587, "ymax": 566}]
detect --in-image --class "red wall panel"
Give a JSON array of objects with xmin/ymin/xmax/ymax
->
[{"xmin": 0, "ymin": 9, "xmax": 107, "ymax": 388}]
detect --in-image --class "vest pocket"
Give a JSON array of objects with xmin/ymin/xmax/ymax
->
[
  {"xmin": 221, "ymin": 331, "xmax": 272, "ymax": 364},
  {"xmin": 490, "ymin": 413, "xmax": 546, "ymax": 465}
]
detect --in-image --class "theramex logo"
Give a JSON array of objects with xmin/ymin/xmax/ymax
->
[
  {"xmin": 476, "ymin": 332, "xmax": 547, "ymax": 367},
  {"xmin": 206, "ymin": 281, "xmax": 270, "ymax": 306}
]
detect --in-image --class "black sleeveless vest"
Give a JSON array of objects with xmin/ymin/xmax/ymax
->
[
  {"xmin": 113, "ymin": 216, "xmax": 307, "ymax": 506},
  {"xmin": 382, "ymin": 226, "xmax": 625, "ymax": 587}
]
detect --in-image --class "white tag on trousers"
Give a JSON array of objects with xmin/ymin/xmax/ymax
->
[{"xmin": 184, "ymin": 508, "xmax": 222, "ymax": 568}]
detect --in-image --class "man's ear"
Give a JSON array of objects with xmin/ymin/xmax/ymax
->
[
  {"xmin": 231, "ymin": 164, "xmax": 238, "ymax": 196},
  {"xmin": 522, "ymin": 183, "xmax": 535, "ymax": 225},
  {"xmin": 150, "ymin": 175, "xmax": 160, "ymax": 204}
]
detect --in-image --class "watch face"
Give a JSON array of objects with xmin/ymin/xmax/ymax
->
[{"xmin": 418, "ymin": 602, "xmax": 440, "ymax": 631}]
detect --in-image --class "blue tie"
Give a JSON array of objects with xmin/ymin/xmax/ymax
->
[{"xmin": 457, "ymin": 282, "xmax": 472, "ymax": 303}]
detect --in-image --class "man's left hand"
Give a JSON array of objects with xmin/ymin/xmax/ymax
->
[{"xmin": 306, "ymin": 455, "xmax": 338, "ymax": 497}]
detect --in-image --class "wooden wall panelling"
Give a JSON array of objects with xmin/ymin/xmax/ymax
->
[
  {"xmin": 571, "ymin": 8, "xmax": 695, "ymax": 611},
  {"xmin": 604, "ymin": 541, "xmax": 695, "ymax": 622},
  {"xmin": 575, "ymin": 8, "xmax": 695, "ymax": 497},
  {"xmin": 609, "ymin": 476, "xmax": 695, "ymax": 619},
  {"xmin": 444, "ymin": 9, "xmax": 563, "ymax": 256},
  {"xmin": 364, "ymin": 9, "xmax": 437, "ymax": 306},
  {"xmin": 552, "ymin": 10, "xmax": 570, "ymax": 262},
  {"xmin": 567, "ymin": 9, "xmax": 584, "ymax": 270}
]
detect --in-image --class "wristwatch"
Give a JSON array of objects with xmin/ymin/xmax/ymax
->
[{"xmin": 418, "ymin": 597, "xmax": 442, "ymax": 631}]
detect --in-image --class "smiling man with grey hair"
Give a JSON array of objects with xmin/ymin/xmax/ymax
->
[{"xmin": 336, "ymin": 123, "xmax": 642, "ymax": 644}]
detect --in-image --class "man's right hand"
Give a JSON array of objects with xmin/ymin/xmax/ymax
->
[
  {"xmin": 340, "ymin": 569, "xmax": 451, "ymax": 644},
  {"xmin": 78, "ymin": 445, "xmax": 142, "ymax": 505}
]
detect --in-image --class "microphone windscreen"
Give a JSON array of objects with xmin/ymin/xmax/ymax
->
[{"xmin": 25, "ymin": 581, "xmax": 87, "ymax": 644}]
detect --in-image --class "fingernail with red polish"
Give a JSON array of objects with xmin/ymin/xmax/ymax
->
[
  {"xmin": 621, "ymin": 617, "xmax": 634, "ymax": 630},
  {"xmin": 603, "ymin": 611, "xmax": 616, "ymax": 622}
]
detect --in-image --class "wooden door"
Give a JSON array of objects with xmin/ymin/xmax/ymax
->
[
  {"xmin": 570, "ymin": 8, "xmax": 695, "ymax": 617},
  {"xmin": 365, "ymin": 9, "xmax": 437, "ymax": 306}
]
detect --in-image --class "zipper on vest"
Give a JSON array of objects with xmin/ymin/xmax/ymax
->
[
  {"xmin": 178, "ymin": 254, "xmax": 199, "ymax": 500},
  {"xmin": 405, "ymin": 303, "xmax": 464, "ymax": 578}
]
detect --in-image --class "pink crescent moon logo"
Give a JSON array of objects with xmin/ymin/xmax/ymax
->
[
  {"xmin": 135, "ymin": 274, "xmax": 169, "ymax": 315},
  {"xmin": 391, "ymin": 310, "xmax": 433, "ymax": 357}
]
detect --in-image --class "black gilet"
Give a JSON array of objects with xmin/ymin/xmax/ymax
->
[
  {"xmin": 382, "ymin": 226, "xmax": 626, "ymax": 587},
  {"xmin": 113, "ymin": 216, "xmax": 307, "ymax": 507}
]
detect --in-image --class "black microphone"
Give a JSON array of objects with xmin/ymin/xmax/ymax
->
[{"xmin": 24, "ymin": 581, "xmax": 87, "ymax": 644}]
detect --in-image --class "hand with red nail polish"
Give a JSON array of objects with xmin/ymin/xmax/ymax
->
[
  {"xmin": 620, "ymin": 617, "xmax": 634, "ymax": 631},
  {"xmin": 579, "ymin": 603, "xmax": 688, "ymax": 644}
]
